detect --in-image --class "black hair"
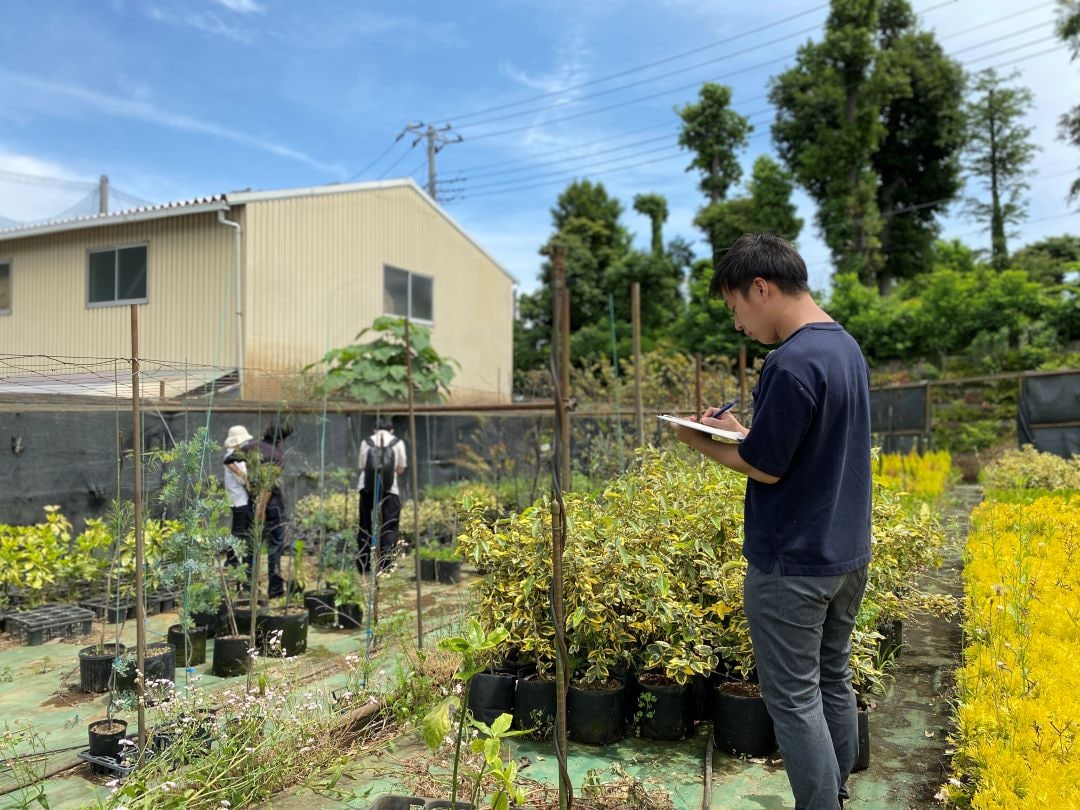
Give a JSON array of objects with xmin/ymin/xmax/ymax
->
[
  {"xmin": 709, "ymin": 233, "xmax": 809, "ymax": 298},
  {"xmin": 375, "ymin": 417, "xmax": 394, "ymax": 432},
  {"xmin": 264, "ymin": 418, "xmax": 294, "ymax": 443}
]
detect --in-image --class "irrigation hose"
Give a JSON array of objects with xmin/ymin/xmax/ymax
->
[{"xmin": 702, "ymin": 727, "xmax": 714, "ymax": 810}]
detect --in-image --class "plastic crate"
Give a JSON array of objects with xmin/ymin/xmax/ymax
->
[
  {"xmin": 7, "ymin": 604, "xmax": 96, "ymax": 646},
  {"xmin": 81, "ymin": 597, "xmax": 133, "ymax": 624},
  {"xmin": 76, "ymin": 734, "xmax": 140, "ymax": 778}
]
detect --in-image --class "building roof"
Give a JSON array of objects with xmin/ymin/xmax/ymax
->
[
  {"xmin": 0, "ymin": 178, "xmax": 515, "ymax": 283},
  {"xmin": 0, "ymin": 196, "xmax": 229, "ymax": 241}
]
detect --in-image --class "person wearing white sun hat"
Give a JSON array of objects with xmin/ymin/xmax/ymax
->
[{"xmin": 223, "ymin": 425, "xmax": 255, "ymax": 569}]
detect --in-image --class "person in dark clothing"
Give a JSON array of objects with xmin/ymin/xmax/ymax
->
[
  {"xmin": 226, "ymin": 419, "xmax": 294, "ymax": 598},
  {"xmin": 669, "ymin": 234, "xmax": 871, "ymax": 810},
  {"xmin": 356, "ymin": 418, "xmax": 407, "ymax": 575}
]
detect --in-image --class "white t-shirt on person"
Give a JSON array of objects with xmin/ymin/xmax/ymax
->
[
  {"xmin": 357, "ymin": 429, "xmax": 408, "ymax": 496},
  {"xmin": 223, "ymin": 453, "xmax": 249, "ymax": 508}
]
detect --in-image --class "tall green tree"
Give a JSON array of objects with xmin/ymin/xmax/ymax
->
[
  {"xmin": 771, "ymin": 0, "xmax": 964, "ymax": 291},
  {"xmin": 1058, "ymin": 0, "xmax": 1080, "ymax": 200},
  {"xmin": 513, "ymin": 180, "xmax": 631, "ymax": 373},
  {"xmin": 964, "ymin": 69, "xmax": 1038, "ymax": 270},
  {"xmin": 694, "ymin": 156, "xmax": 803, "ymax": 255},
  {"xmin": 770, "ymin": 0, "xmax": 891, "ymax": 286},
  {"xmin": 1010, "ymin": 234, "xmax": 1080, "ymax": 285},
  {"xmin": 633, "ymin": 193, "xmax": 669, "ymax": 257},
  {"xmin": 677, "ymin": 84, "xmax": 752, "ymax": 207},
  {"xmin": 873, "ymin": 0, "xmax": 966, "ymax": 290}
]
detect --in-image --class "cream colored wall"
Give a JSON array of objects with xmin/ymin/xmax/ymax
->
[
  {"xmin": 0, "ymin": 213, "xmax": 238, "ymax": 370},
  {"xmin": 241, "ymin": 185, "xmax": 514, "ymax": 402}
]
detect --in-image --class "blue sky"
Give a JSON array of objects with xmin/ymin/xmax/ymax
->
[{"xmin": 0, "ymin": 0, "xmax": 1076, "ymax": 294}]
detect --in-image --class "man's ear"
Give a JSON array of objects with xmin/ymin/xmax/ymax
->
[{"xmin": 752, "ymin": 277, "xmax": 769, "ymax": 299}]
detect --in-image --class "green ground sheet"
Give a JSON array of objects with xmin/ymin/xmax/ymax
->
[{"xmin": 1, "ymin": 487, "xmax": 976, "ymax": 809}]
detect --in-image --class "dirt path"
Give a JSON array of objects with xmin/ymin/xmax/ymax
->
[{"xmin": 849, "ymin": 484, "xmax": 980, "ymax": 808}]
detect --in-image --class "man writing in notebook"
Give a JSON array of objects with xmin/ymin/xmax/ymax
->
[{"xmin": 671, "ymin": 233, "xmax": 871, "ymax": 810}]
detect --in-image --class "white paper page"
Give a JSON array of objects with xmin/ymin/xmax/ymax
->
[{"xmin": 657, "ymin": 413, "xmax": 745, "ymax": 442}]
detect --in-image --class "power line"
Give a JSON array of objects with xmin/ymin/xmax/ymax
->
[
  {"xmin": 453, "ymin": 22, "xmax": 823, "ymax": 131},
  {"xmin": 376, "ymin": 140, "xmax": 420, "ymax": 180},
  {"xmin": 453, "ymin": 4, "xmax": 1049, "ymax": 146},
  {"xmin": 450, "ymin": 106, "xmax": 774, "ymax": 187},
  {"xmin": 459, "ymin": 53, "xmax": 794, "ymax": 144},
  {"xmin": 438, "ymin": 3, "xmax": 832, "ymax": 124},
  {"xmin": 347, "ymin": 131, "xmax": 407, "ymax": 182},
  {"xmin": 440, "ymin": 0, "xmax": 1053, "ymax": 183},
  {"xmin": 460, "ymin": 151, "xmax": 690, "ymax": 199},
  {"xmin": 961, "ymin": 34, "xmax": 1062, "ymax": 65}
]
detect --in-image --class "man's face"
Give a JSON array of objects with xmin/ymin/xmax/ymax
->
[{"xmin": 722, "ymin": 278, "xmax": 780, "ymax": 345}]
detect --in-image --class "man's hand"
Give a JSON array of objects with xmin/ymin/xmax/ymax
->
[{"xmin": 700, "ymin": 408, "xmax": 748, "ymax": 437}]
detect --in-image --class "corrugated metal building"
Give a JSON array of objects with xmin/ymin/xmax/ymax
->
[{"xmin": 0, "ymin": 179, "xmax": 515, "ymax": 402}]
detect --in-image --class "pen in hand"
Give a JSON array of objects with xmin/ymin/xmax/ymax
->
[{"xmin": 703, "ymin": 401, "xmax": 736, "ymax": 420}]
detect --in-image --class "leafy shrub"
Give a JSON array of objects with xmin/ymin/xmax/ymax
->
[
  {"xmin": 875, "ymin": 450, "xmax": 954, "ymax": 501},
  {"xmin": 943, "ymin": 496, "xmax": 1080, "ymax": 806},
  {"xmin": 459, "ymin": 447, "xmax": 952, "ymax": 690},
  {"xmin": 981, "ymin": 445, "xmax": 1080, "ymax": 490}
]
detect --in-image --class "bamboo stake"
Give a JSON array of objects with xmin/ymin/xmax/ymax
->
[
  {"xmin": 405, "ymin": 318, "xmax": 423, "ymax": 649},
  {"xmin": 129, "ymin": 304, "xmax": 147, "ymax": 756}
]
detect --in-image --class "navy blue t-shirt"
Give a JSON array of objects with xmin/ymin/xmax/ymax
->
[{"xmin": 737, "ymin": 322, "xmax": 872, "ymax": 576}]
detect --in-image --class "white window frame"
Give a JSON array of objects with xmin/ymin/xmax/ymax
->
[
  {"xmin": 0, "ymin": 259, "xmax": 10, "ymax": 316},
  {"xmin": 383, "ymin": 264, "xmax": 434, "ymax": 324},
  {"xmin": 86, "ymin": 242, "xmax": 149, "ymax": 308}
]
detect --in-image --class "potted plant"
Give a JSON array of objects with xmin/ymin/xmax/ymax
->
[
  {"xmin": 153, "ymin": 428, "xmax": 244, "ymax": 671},
  {"xmin": 418, "ymin": 543, "xmax": 462, "ymax": 584},
  {"xmin": 325, "ymin": 568, "xmax": 364, "ymax": 629}
]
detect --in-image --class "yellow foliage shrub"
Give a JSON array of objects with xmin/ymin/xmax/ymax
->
[
  {"xmin": 875, "ymin": 449, "xmax": 953, "ymax": 500},
  {"xmin": 945, "ymin": 497, "xmax": 1080, "ymax": 807}
]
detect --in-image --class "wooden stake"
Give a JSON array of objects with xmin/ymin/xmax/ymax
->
[
  {"xmin": 405, "ymin": 318, "xmax": 423, "ymax": 649},
  {"xmin": 695, "ymin": 352, "xmax": 703, "ymax": 418},
  {"xmin": 632, "ymin": 282, "xmax": 644, "ymax": 447},
  {"xmin": 551, "ymin": 244, "xmax": 571, "ymax": 491},
  {"xmin": 129, "ymin": 304, "xmax": 147, "ymax": 756}
]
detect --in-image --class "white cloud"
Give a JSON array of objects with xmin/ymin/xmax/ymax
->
[
  {"xmin": 146, "ymin": 5, "xmax": 254, "ymax": 44},
  {"xmin": 0, "ymin": 71, "xmax": 344, "ymax": 177},
  {"xmin": 0, "ymin": 150, "xmax": 98, "ymax": 222},
  {"xmin": 212, "ymin": 0, "xmax": 264, "ymax": 13}
]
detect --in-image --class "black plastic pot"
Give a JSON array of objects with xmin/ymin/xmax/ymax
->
[
  {"xmin": 420, "ymin": 558, "xmax": 462, "ymax": 584},
  {"xmin": 512, "ymin": 675, "xmax": 556, "ymax": 738},
  {"xmin": 854, "ymin": 703, "xmax": 870, "ymax": 772},
  {"xmin": 113, "ymin": 642, "xmax": 176, "ymax": 695},
  {"xmin": 568, "ymin": 679, "xmax": 626, "ymax": 746},
  {"xmin": 692, "ymin": 672, "xmax": 711, "ymax": 722},
  {"xmin": 336, "ymin": 602, "xmax": 363, "ymax": 629},
  {"xmin": 79, "ymin": 643, "xmax": 127, "ymax": 694},
  {"xmin": 636, "ymin": 677, "xmax": 695, "ymax": 741},
  {"xmin": 258, "ymin": 608, "xmax": 308, "ymax": 657},
  {"xmin": 712, "ymin": 681, "xmax": 776, "ymax": 757},
  {"xmin": 467, "ymin": 671, "xmax": 517, "ymax": 726},
  {"xmin": 212, "ymin": 635, "xmax": 251, "ymax": 677},
  {"xmin": 167, "ymin": 624, "xmax": 207, "ymax": 667},
  {"xmin": 234, "ymin": 600, "xmax": 270, "ymax": 636},
  {"xmin": 304, "ymin": 589, "xmax": 336, "ymax": 625},
  {"xmin": 88, "ymin": 718, "xmax": 128, "ymax": 760},
  {"xmin": 191, "ymin": 607, "xmax": 222, "ymax": 638}
]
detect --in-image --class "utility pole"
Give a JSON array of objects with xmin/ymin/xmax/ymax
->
[{"xmin": 404, "ymin": 122, "xmax": 462, "ymax": 201}]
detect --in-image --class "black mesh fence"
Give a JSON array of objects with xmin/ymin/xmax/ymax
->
[{"xmin": 1018, "ymin": 370, "xmax": 1080, "ymax": 459}]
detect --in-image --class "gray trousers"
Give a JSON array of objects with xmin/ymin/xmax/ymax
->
[{"xmin": 743, "ymin": 562, "xmax": 869, "ymax": 810}]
